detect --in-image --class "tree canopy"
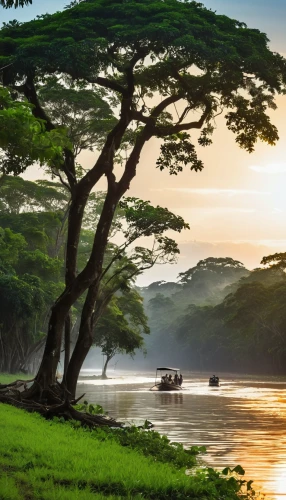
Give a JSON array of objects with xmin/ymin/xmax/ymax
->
[
  {"xmin": 178, "ymin": 257, "xmax": 247, "ymax": 284},
  {"xmin": 1, "ymin": 0, "xmax": 285, "ymax": 170},
  {"xmin": 261, "ymin": 252, "xmax": 286, "ymax": 274}
]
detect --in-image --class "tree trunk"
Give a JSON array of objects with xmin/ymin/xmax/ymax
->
[
  {"xmin": 65, "ymin": 133, "xmax": 151, "ymax": 396},
  {"xmin": 21, "ymin": 337, "xmax": 46, "ymax": 375},
  {"xmin": 63, "ymin": 313, "xmax": 72, "ymax": 382},
  {"xmin": 102, "ymin": 355, "xmax": 112, "ymax": 379},
  {"xmin": 30, "ymin": 92, "xmax": 149, "ymax": 399},
  {"xmin": 65, "ymin": 322, "xmax": 93, "ymax": 398},
  {"xmin": 66, "ymin": 280, "xmax": 100, "ymax": 397},
  {"xmin": 65, "ymin": 187, "xmax": 119, "ymax": 396},
  {"xmin": 32, "ymin": 187, "xmax": 93, "ymax": 390},
  {"xmin": 35, "ymin": 306, "xmax": 68, "ymax": 388}
]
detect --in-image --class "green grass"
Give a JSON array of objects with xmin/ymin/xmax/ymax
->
[
  {"xmin": 0, "ymin": 373, "xmax": 33, "ymax": 385},
  {"xmin": 0, "ymin": 404, "xmax": 254, "ymax": 500}
]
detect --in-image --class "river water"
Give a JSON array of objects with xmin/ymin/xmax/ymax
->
[{"xmin": 77, "ymin": 371, "xmax": 286, "ymax": 499}]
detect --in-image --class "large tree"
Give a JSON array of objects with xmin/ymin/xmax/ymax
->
[
  {"xmin": 0, "ymin": 0, "xmax": 285, "ymax": 401},
  {"xmin": 66, "ymin": 198, "xmax": 188, "ymax": 395}
]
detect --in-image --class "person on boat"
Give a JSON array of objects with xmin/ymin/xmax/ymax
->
[
  {"xmin": 179, "ymin": 374, "xmax": 183, "ymax": 386},
  {"xmin": 174, "ymin": 373, "xmax": 178, "ymax": 385},
  {"xmin": 168, "ymin": 374, "xmax": 173, "ymax": 383}
]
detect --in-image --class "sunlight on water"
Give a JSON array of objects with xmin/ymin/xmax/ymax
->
[{"xmin": 78, "ymin": 371, "xmax": 286, "ymax": 499}]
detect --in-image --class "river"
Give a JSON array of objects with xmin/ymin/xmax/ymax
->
[{"xmin": 77, "ymin": 370, "xmax": 286, "ymax": 499}]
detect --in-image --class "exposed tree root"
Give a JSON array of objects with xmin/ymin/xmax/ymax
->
[
  {"xmin": 0, "ymin": 379, "xmax": 123, "ymax": 428},
  {"xmin": 0, "ymin": 378, "xmax": 35, "ymax": 390}
]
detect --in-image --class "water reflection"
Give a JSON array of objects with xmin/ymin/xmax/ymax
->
[
  {"xmin": 156, "ymin": 393, "xmax": 184, "ymax": 405},
  {"xmin": 78, "ymin": 371, "xmax": 286, "ymax": 499},
  {"xmin": 271, "ymin": 466, "xmax": 286, "ymax": 500}
]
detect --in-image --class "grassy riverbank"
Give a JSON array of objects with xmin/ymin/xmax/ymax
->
[{"xmin": 0, "ymin": 401, "xmax": 254, "ymax": 500}]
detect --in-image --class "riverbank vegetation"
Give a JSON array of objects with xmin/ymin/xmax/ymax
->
[{"xmin": 0, "ymin": 403, "xmax": 254, "ymax": 500}]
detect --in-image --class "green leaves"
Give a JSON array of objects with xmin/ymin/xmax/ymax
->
[
  {"xmin": 0, "ymin": 226, "xmax": 27, "ymax": 267},
  {"xmin": 225, "ymin": 94, "xmax": 279, "ymax": 153},
  {"xmin": 0, "ymin": 88, "xmax": 70, "ymax": 175},
  {"xmin": 120, "ymin": 197, "xmax": 189, "ymax": 239},
  {"xmin": 156, "ymin": 133, "xmax": 204, "ymax": 175},
  {"xmin": 0, "ymin": 0, "xmax": 285, "ymax": 164},
  {"xmin": 0, "ymin": 273, "xmax": 44, "ymax": 318},
  {"xmin": 0, "ymin": 175, "xmax": 67, "ymax": 373}
]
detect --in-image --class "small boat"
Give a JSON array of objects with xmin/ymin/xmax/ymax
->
[
  {"xmin": 150, "ymin": 367, "xmax": 182, "ymax": 391},
  {"xmin": 209, "ymin": 375, "xmax": 220, "ymax": 387}
]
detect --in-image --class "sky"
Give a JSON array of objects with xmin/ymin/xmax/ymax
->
[{"xmin": 1, "ymin": 0, "xmax": 286, "ymax": 284}]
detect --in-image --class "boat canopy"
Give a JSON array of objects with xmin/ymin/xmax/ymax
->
[{"xmin": 156, "ymin": 367, "xmax": 180, "ymax": 372}]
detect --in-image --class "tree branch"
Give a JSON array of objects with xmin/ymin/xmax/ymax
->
[
  {"xmin": 14, "ymin": 77, "xmax": 55, "ymax": 132},
  {"xmin": 151, "ymin": 94, "xmax": 182, "ymax": 119},
  {"xmin": 85, "ymin": 76, "xmax": 127, "ymax": 96},
  {"xmin": 131, "ymin": 109, "xmax": 150, "ymax": 125},
  {"xmin": 155, "ymin": 101, "xmax": 212, "ymax": 137}
]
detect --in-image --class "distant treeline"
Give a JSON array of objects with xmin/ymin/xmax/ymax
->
[{"xmin": 139, "ymin": 257, "xmax": 286, "ymax": 375}]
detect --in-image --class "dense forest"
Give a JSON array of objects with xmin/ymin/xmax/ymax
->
[
  {"xmin": 0, "ymin": 175, "xmax": 188, "ymax": 376},
  {"xmin": 138, "ymin": 257, "xmax": 286, "ymax": 375}
]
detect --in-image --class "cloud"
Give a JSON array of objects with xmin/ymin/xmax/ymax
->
[
  {"xmin": 249, "ymin": 163, "xmax": 286, "ymax": 174},
  {"xmin": 152, "ymin": 188, "xmax": 271, "ymax": 196}
]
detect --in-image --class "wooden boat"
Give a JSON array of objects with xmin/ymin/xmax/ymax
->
[
  {"xmin": 209, "ymin": 375, "xmax": 220, "ymax": 387},
  {"xmin": 150, "ymin": 367, "xmax": 182, "ymax": 391}
]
